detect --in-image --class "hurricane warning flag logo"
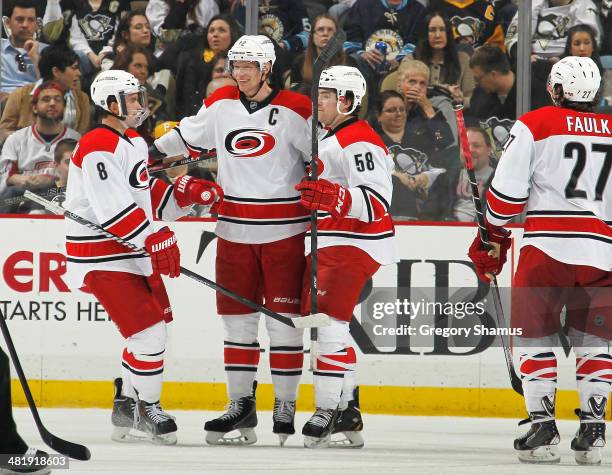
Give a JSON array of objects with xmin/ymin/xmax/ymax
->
[{"xmin": 225, "ymin": 128, "xmax": 276, "ymax": 158}]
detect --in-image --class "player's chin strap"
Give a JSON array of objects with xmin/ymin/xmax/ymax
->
[{"xmin": 244, "ymin": 66, "xmax": 271, "ymax": 101}]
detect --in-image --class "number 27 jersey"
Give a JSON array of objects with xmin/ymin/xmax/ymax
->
[{"xmin": 486, "ymin": 105, "xmax": 612, "ymax": 270}]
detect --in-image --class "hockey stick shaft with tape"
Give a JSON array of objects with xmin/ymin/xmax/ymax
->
[
  {"xmin": 24, "ymin": 191, "xmax": 328, "ymax": 330},
  {"xmin": 454, "ymin": 105, "xmax": 523, "ymax": 396},
  {"xmin": 148, "ymin": 150, "xmax": 217, "ymax": 174}
]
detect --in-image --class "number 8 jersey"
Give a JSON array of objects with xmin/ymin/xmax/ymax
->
[
  {"xmin": 309, "ymin": 117, "xmax": 397, "ymax": 265},
  {"xmin": 486, "ymin": 105, "xmax": 612, "ymax": 271}
]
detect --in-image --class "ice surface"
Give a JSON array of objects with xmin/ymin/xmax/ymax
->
[{"xmin": 11, "ymin": 409, "xmax": 611, "ymax": 475}]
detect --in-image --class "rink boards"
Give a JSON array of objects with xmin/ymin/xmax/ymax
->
[{"xmin": 0, "ymin": 216, "xmax": 609, "ymax": 420}]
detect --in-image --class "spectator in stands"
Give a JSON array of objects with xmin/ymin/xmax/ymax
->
[
  {"xmin": 329, "ymin": 0, "xmax": 357, "ymax": 22},
  {"xmin": 53, "ymin": 137, "xmax": 76, "ymax": 189},
  {"xmin": 175, "ymin": 14, "xmax": 241, "ymax": 118},
  {"xmin": 146, "ymin": 0, "xmax": 221, "ymax": 47},
  {"xmin": 375, "ymin": 65, "xmax": 453, "ymax": 219},
  {"xmin": 288, "ymin": 13, "xmax": 349, "ymax": 92},
  {"xmin": 206, "ymin": 76, "xmax": 237, "ymax": 97},
  {"xmin": 111, "ymin": 46, "xmax": 169, "ymax": 141},
  {"xmin": 404, "ymin": 12, "xmax": 475, "ymax": 107},
  {"xmin": 231, "ymin": 0, "xmax": 311, "ymax": 78},
  {"xmin": 0, "ymin": 82, "xmax": 80, "ymax": 213},
  {"xmin": 562, "ymin": 24, "xmax": 603, "ymax": 70},
  {"xmin": 466, "ymin": 45, "xmax": 550, "ymax": 122},
  {"xmin": 67, "ymin": 0, "xmax": 130, "ymax": 73},
  {"xmin": 425, "ymin": 0, "xmax": 506, "ymax": 52},
  {"xmin": 428, "ymin": 126, "xmax": 495, "ymax": 221},
  {"xmin": 101, "ymin": 10, "xmax": 154, "ymax": 64},
  {"xmin": 13, "ymin": 0, "xmax": 65, "ymax": 44},
  {"xmin": 0, "ymin": 46, "xmax": 90, "ymax": 145},
  {"xmin": 0, "ymin": 0, "xmax": 48, "ymax": 99},
  {"xmin": 601, "ymin": 0, "xmax": 612, "ymax": 57},
  {"xmin": 505, "ymin": 0, "xmax": 601, "ymax": 65},
  {"xmin": 343, "ymin": 0, "xmax": 425, "ymax": 100}
]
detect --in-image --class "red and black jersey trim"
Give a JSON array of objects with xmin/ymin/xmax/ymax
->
[
  {"xmin": 100, "ymin": 202, "xmax": 150, "ymax": 241},
  {"xmin": 66, "ymin": 253, "xmax": 147, "ymax": 264},
  {"xmin": 487, "ymin": 185, "xmax": 528, "ymax": 221},
  {"xmin": 307, "ymin": 231, "xmax": 395, "ymax": 240},
  {"xmin": 174, "ymin": 126, "xmax": 207, "ymax": 159},
  {"xmin": 357, "ymin": 185, "xmax": 390, "ymax": 223},
  {"xmin": 224, "ymin": 195, "xmax": 301, "ymax": 203},
  {"xmin": 523, "ymin": 209, "xmax": 612, "ymax": 243},
  {"xmin": 218, "ymin": 216, "xmax": 310, "ymax": 225},
  {"xmin": 149, "ymin": 177, "xmax": 174, "ymax": 220}
]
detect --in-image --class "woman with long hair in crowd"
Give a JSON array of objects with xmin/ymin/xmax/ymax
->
[
  {"xmin": 287, "ymin": 13, "xmax": 349, "ymax": 93},
  {"xmin": 175, "ymin": 13, "xmax": 241, "ymax": 118},
  {"xmin": 406, "ymin": 12, "xmax": 475, "ymax": 106}
]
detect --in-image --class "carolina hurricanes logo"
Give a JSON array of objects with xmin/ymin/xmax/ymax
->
[
  {"xmin": 129, "ymin": 160, "xmax": 149, "ymax": 189},
  {"xmin": 224, "ymin": 128, "xmax": 276, "ymax": 158}
]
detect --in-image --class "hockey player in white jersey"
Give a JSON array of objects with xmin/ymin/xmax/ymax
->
[
  {"xmin": 295, "ymin": 66, "xmax": 397, "ymax": 448},
  {"xmin": 152, "ymin": 35, "xmax": 312, "ymax": 446},
  {"xmin": 64, "ymin": 70, "xmax": 222, "ymax": 445},
  {"xmin": 467, "ymin": 56, "xmax": 612, "ymax": 465}
]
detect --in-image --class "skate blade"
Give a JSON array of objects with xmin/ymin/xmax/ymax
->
[
  {"xmin": 205, "ymin": 427, "xmax": 257, "ymax": 446},
  {"xmin": 111, "ymin": 426, "xmax": 177, "ymax": 445},
  {"xmin": 278, "ymin": 434, "xmax": 289, "ymax": 447},
  {"xmin": 575, "ymin": 448, "xmax": 602, "ymax": 465},
  {"xmin": 329, "ymin": 431, "xmax": 364, "ymax": 449},
  {"xmin": 304, "ymin": 434, "xmax": 331, "ymax": 449},
  {"xmin": 517, "ymin": 446, "xmax": 560, "ymax": 464}
]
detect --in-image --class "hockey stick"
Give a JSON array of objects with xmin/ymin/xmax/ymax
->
[
  {"xmin": 0, "ymin": 310, "xmax": 91, "ymax": 460},
  {"xmin": 454, "ymin": 105, "xmax": 523, "ymax": 396},
  {"xmin": 147, "ymin": 150, "xmax": 217, "ymax": 174},
  {"xmin": 308, "ymin": 30, "xmax": 345, "ymax": 369},
  {"xmin": 0, "ymin": 187, "xmax": 65, "ymax": 208},
  {"xmin": 24, "ymin": 191, "xmax": 329, "ymax": 330}
]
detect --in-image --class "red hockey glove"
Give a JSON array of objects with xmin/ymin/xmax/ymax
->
[
  {"xmin": 468, "ymin": 223, "xmax": 511, "ymax": 283},
  {"xmin": 145, "ymin": 227, "xmax": 180, "ymax": 278},
  {"xmin": 295, "ymin": 179, "xmax": 352, "ymax": 219},
  {"xmin": 173, "ymin": 175, "xmax": 224, "ymax": 209}
]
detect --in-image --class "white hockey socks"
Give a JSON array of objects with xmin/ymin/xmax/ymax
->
[
  {"xmin": 314, "ymin": 320, "xmax": 356, "ymax": 410},
  {"xmin": 122, "ymin": 321, "xmax": 167, "ymax": 404},
  {"xmin": 517, "ymin": 342, "xmax": 557, "ymax": 418},
  {"xmin": 569, "ymin": 328, "xmax": 612, "ymax": 413},
  {"xmin": 222, "ymin": 314, "xmax": 260, "ymax": 400},
  {"xmin": 266, "ymin": 315, "xmax": 303, "ymax": 401}
]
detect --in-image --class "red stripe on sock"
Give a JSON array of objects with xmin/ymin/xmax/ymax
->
[
  {"xmin": 122, "ymin": 348, "xmax": 163, "ymax": 370},
  {"xmin": 224, "ymin": 346, "xmax": 260, "ymax": 366},
  {"xmin": 270, "ymin": 352, "xmax": 304, "ymax": 370}
]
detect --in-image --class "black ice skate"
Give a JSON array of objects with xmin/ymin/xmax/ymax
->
[
  {"xmin": 0, "ymin": 448, "xmax": 51, "ymax": 474},
  {"xmin": 134, "ymin": 400, "xmax": 178, "ymax": 445},
  {"xmin": 331, "ymin": 387, "xmax": 364, "ymax": 448},
  {"xmin": 273, "ymin": 398, "xmax": 296, "ymax": 446},
  {"xmin": 571, "ymin": 396, "xmax": 607, "ymax": 465},
  {"xmin": 110, "ymin": 377, "xmax": 138, "ymax": 443},
  {"xmin": 302, "ymin": 408, "xmax": 339, "ymax": 448},
  {"xmin": 204, "ymin": 382, "xmax": 258, "ymax": 445},
  {"xmin": 514, "ymin": 396, "xmax": 560, "ymax": 464}
]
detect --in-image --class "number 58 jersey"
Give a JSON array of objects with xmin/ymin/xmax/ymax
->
[
  {"xmin": 309, "ymin": 118, "xmax": 397, "ymax": 265},
  {"xmin": 486, "ymin": 105, "xmax": 612, "ymax": 271}
]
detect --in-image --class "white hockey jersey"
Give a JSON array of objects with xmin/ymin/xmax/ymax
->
[
  {"xmin": 307, "ymin": 118, "xmax": 397, "ymax": 265},
  {"xmin": 505, "ymin": 0, "xmax": 601, "ymax": 57},
  {"xmin": 486, "ymin": 105, "xmax": 612, "ymax": 271},
  {"xmin": 64, "ymin": 125, "xmax": 191, "ymax": 289},
  {"xmin": 155, "ymin": 86, "xmax": 311, "ymax": 244},
  {"xmin": 0, "ymin": 125, "xmax": 80, "ymax": 193}
]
